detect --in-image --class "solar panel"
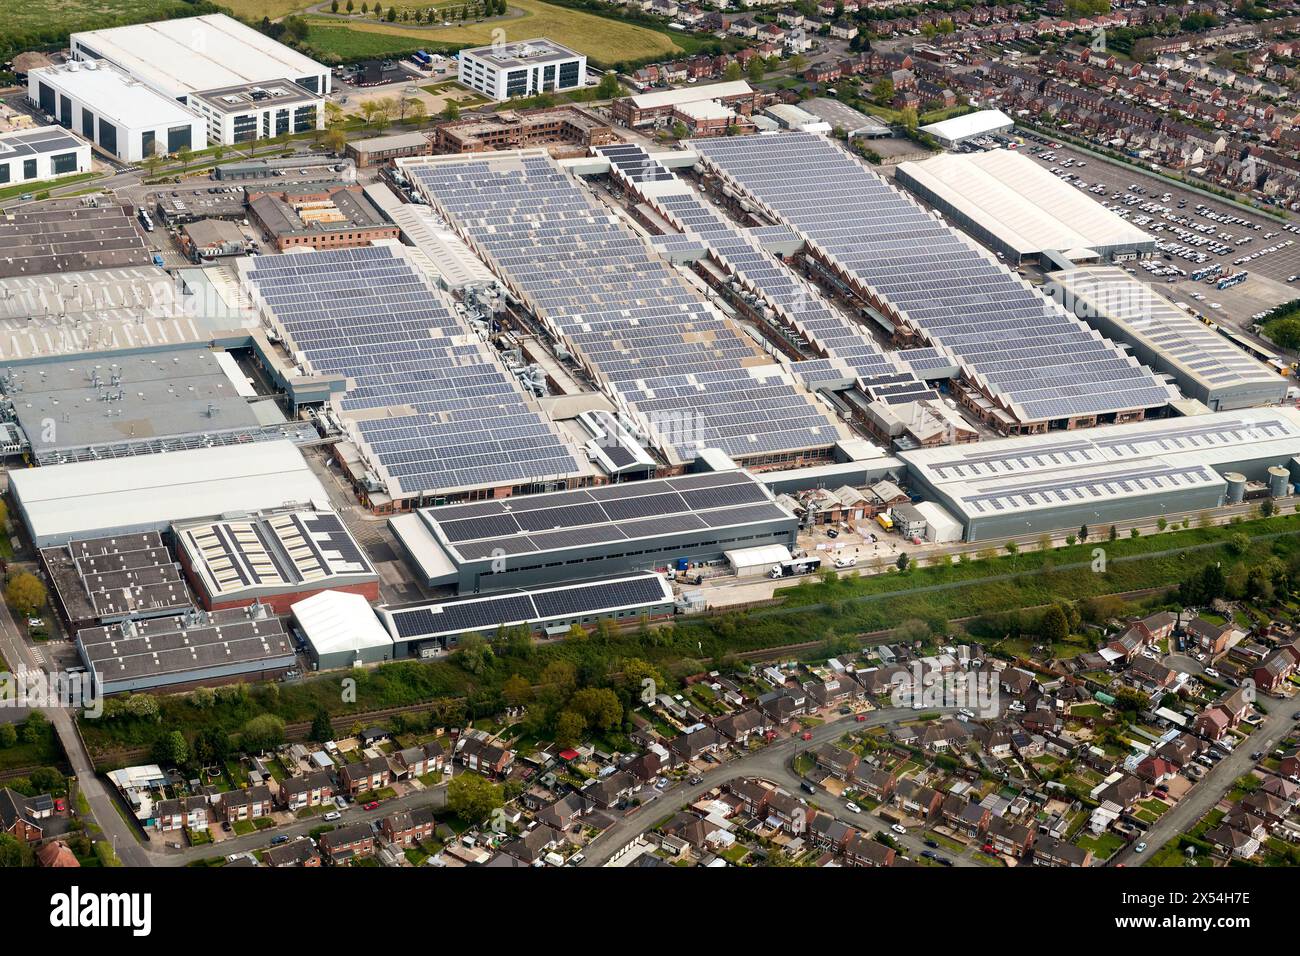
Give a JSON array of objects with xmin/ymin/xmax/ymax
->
[{"xmin": 689, "ymin": 133, "xmax": 1175, "ymax": 424}]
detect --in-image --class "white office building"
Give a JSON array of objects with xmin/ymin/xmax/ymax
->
[
  {"xmin": 68, "ymin": 14, "xmax": 328, "ymax": 146},
  {"xmin": 0, "ymin": 127, "xmax": 92, "ymax": 189},
  {"xmin": 29, "ymin": 60, "xmax": 206, "ymax": 162},
  {"xmin": 457, "ymin": 38, "xmax": 586, "ymax": 101}
]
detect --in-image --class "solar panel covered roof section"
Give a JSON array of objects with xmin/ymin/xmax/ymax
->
[
  {"xmin": 384, "ymin": 572, "xmax": 674, "ymax": 642},
  {"xmin": 600, "ymin": 146, "xmax": 928, "ymax": 395},
  {"xmin": 690, "ymin": 133, "xmax": 1175, "ymax": 425},
  {"xmin": 400, "ymin": 152, "xmax": 844, "ymax": 464},
  {"xmin": 242, "ymin": 245, "xmax": 585, "ymax": 497},
  {"xmin": 419, "ymin": 469, "xmax": 794, "ymax": 562}
]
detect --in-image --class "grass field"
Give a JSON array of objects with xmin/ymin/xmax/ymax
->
[
  {"xmin": 302, "ymin": 0, "xmax": 681, "ymax": 65},
  {"xmin": 218, "ymin": 0, "xmax": 317, "ymax": 18},
  {"xmin": 2, "ymin": 0, "xmax": 204, "ymax": 55}
]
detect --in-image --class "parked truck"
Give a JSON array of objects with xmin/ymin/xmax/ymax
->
[{"xmin": 770, "ymin": 556, "xmax": 823, "ymax": 578}]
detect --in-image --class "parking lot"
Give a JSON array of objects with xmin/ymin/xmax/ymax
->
[{"xmin": 1017, "ymin": 136, "xmax": 1300, "ymax": 332}]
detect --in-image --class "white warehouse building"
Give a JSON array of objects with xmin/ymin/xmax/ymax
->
[
  {"xmin": 457, "ymin": 38, "xmax": 586, "ymax": 101},
  {"xmin": 68, "ymin": 14, "xmax": 328, "ymax": 146},
  {"xmin": 29, "ymin": 60, "xmax": 206, "ymax": 162},
  {"xmin": 0, "ymin": 127, "xmax": 92, "ymax": 189}
]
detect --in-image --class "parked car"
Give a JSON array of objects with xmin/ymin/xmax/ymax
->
[
  {"xmin": 891, "ymin": 824, "xmax": 907, "ymax": 835},
  {"xmin": 323, "ymin": 811, "xmax": 341, "ymax": 822},
  {"xmin": 270, "ymin": 835, "xmax": 290, "ymax": 846},
  {"xmin": 1134, "ymin": 842, "xmax": 1148, "ymax": 854},
  {"xmin": 363, "ymin": 801, "xmax": 379, "ymax": 811},
  {"xmin": 845, "ymin": 801, "xmax": 862, "ymax": 814}
]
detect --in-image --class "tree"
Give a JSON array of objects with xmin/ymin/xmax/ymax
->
[
  {"xmin": 1039, "ymin": 605, "xmax": 1070, "ymax": 645},
  {"xmin": 310, "ymin": 709, "xmax": 334, "ymax": 743},
  {"xmin": 5, "ymin": 572, "xmax": 46, "ymax": 617},
  {"xmin": 0, "ymin": 833, "xmax": 32, "ymax": 868},
  {"xmin": 441, "ymin": 100, "xmax": 461, "ymax": 121},
  {"xmin": 347, "ymin": 0, "xmax": 354, "ymax": 10},
  {"xmin": 1078, "ymin": 524, "xmax": 1089, "ymax": 542},
  {"xmin": 788, "ymin": 52, "xmax": 806, "ymax": 74},
  {"xmin": 0, "ymin": 724, "xmax": 14, "ymax": 749},
  {"xmin": 447, "ymin": 770, "xmax": 503, "ymax": 823},
  {"xmin": 554, "ymin": 710, "xmax": 586, "ymax": 748},
  {"xmin": 387, "ymin": 5, "xmax": 397, "ymax": 20},
  {"xmin": 895, "ymin": 551, "xmax": 910, "ymax": 572},
  {"xmin": 154, "ymin": 730, "xmax": 189, "ymax": 768},
  {"xmin": 240, "ymin": 714, "xmax": 285, "ymax": 753},
  {"xmin": 503, "ymin": 674, "xmax": 532, "ymax": 708},
  {"xmin": 323, "ymin": 128, "xmax": 348, "ymax": 156},
  {"xmin": 747, "ymin": 56, "xmax": 766, "ymax": 84},
  {"xmin": 404, "ymin": 97, "xmax": 426, "ymax": 125},
  {"xmin": 1261, "ymin": 498, "xmax": 1276, "ymax": 517},
  {"xmin": 596, "ymin": 71, "xmax": 620, "ymax": 99},
  {"xmin": 871, "ymin": 78, "xmax": 894, "ymax": 104},
  {"xmin": 22, "ymin": 711, "xmax": 47, "ymax": 747},
  {"xmin": 724, "ymin": 61, "xmax": 743, "ymax": 81},
  {"xmin": 1265, "ymin": 317, "xmax": 1300, "ymax": 350},
  {"xmin": 332, "ymin": 0, "xmax": 339, "ymax": 10},
  {"xmin": 569, "ymin": 687, "xmax": 622, "ymax": 731},
  {"xmin": 892, "ymin": 617, "xmax": 931, "ymax": 645}
]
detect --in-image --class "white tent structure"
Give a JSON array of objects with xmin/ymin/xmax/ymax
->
[
  {"xmin": 292, "ymin": 589, "xmax": 394, "ymax": 670},
  {"xmin": 724, "ymin": 543, "xmax": 792, "ymax": 576}
]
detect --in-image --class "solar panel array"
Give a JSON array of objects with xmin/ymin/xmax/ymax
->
[
  {"xmin": 690, "ymin": 133, "xmax": 1176, "ymax": 424},
  {"xmin": 601, "ymin": 146, "xmax": 933, "ymax": 403},
  {"xmin": 402, "ymin": 153, "xmax": 841, "ymax": 463},
  {"xmin": 385, "ymin": 571, "xmax": 673, "ymax": 642},
  {"xmin": 423, "ymin": 469, "xmax": 791, "ymax": 561},
  {"xmin": 243, "ymin": 246, "xmax": 584, "ymax": 496}
]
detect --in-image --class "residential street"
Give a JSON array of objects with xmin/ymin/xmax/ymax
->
[
  {"xmin": 580, "ymin": 706, "xmax": 972, "ymax": 867},
  {"xmin": 1115, "ymin": 696, "xmax": 1299, "ymax": 867}
]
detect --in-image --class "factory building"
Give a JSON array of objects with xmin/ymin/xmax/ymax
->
[
  {"xmin": 894, "ymin": 150, "xmax": 1155, "ymax": 265},
  {"xmin": 1044, "ymin": 267, "xmax": 1289, "ymax": 411},
  {"xmin": 390, "ymin": 470, "xmax": 798, "ymax": 592},
  {"xmin": 78, "ymin": 603, "xmax": 296, "ymax": 695},
  {"xmin": 28, "ymin": 60, "xmax": 206, "ymax": 162},
  {"xmin": 457, "ymin": 38, "xmax": 586, "ymax": 102},
  {"xmin": 68, "ymin": 15, "xmax": 327, "ymax": 146},
  {"xmin": 900, "ymin": 408, "xmax": 1300, "ymax": 541},
  {"xmin": 41, "ymin": 532, "xmax": 193, "ymax": 632},
  {"xmin": 0, "ymin": 350, "xmax": 310, "ymax": 465},
  {"xmin": 379, "ymin": 572, "xmax": 676, "ymax": 657},
  {"xmin": 173, "ymin": 508, "xmax": 379, "ymax": 614},
  {"xmin": 10, "ymin": 440, "xmax": 330, "ymax": 548},
  {"xmin": 0, "ymin": 127, "xmax": 92, "ymax": 191}
]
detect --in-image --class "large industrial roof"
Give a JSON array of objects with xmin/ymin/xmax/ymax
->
[
  {"xmin": 31, "ymin": 61, "xmax": 202, "ymax": 128},
  {"xmin": 71, "ymin": 14, "xmax": 325, "ymax": 98},
  {"xmin": 2, "ymin": 349, "xmax": 292, "ymax": 464},
  {"xmin": 900, "ymin": 407, "xmax": 1300, "ymax": 522},
  {"xmin": 597, "ymin": 143, "xmax": 930, "ymax": 404},
  {"xmin": 420, "ymin": 469, "xmax": 794, "ymax": 564},
  {"xmin": 0, "ymin": 204, "xmax": 151, "ymax": 279},
  {"xmin": 11, "ymin": 439, "xmax": 329, "ymax": 545},
  {"xmin": 240, "ymin": 244, "xmax": 587, "ymax": 498},
  {"xmin": 380, "ymin": 571, "xmax": 673, "ymax": 643},
  {"xmin": 690, "ymin": 132, "xmax": 1175, "ymax": 425},
  {"xmin": 918, "ymin": 108, "xmax": 1014, "ymax": 143},
  {"xmin": 78, "ymin": 605, "xmax": 292, "ymax": 685},
  {"xmin": 400, "ymin": 149, "xmax": 845, "ymax": 465},
  {"xmin": 1047, "ymin": 267, "xmax": 1286, "ymax": 400},
  {"xmin": 895, "ymin": 150, "xmax": 1153, "ymax": 259},
  {"xmin": 175, "ymin": 508, "xmax": 374, "ymax": 600}
]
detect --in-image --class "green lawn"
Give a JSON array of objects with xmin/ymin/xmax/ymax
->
[{"xmin": 3, "ymin": 0, "xmax": 201, "ymax": 57}]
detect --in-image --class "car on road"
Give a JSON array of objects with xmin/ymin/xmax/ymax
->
[
  {"xmin": 323, "ymin": 811, "xmax": 341, "ymax": 821},
  {"xmin": 891, "ymin": 824, "xmax": 907, "ymax": 835},
  {"xmin": 924, "ymin": 839, "xmax": 939, "ymax": 849},
  {"xmin": 936, "ymin": 856, "xmax": 954, "ymax": 866},
  {"xmin": 270, "ymin": 835, "xmax": 290, "ymax": 846},
  {"xmin": 921, "ymin": 850, "xmax": 938, "ymax": 860},
  {"xmin": 688, "ymin": 775, "xmax": 702, "ymax": 785},
  {"xmin": 363, "ymin": 801, "xmax": 379, "ymax": 811},
  {"xmin": 801, "ymin": 732, "xmax": 813, "ymax": 740},
  {"xmin": 854, "ymin": 714, "xmax": 867, "ymax": 722},
  {"xmin": 1134, "ymin": 842, "xmax": 1148, "ymax": 854},
  {"xmin": 845, "ymin": 801, "xmax": 862, "ymax": 814},
  {"xmin": 1251, "ymin": 751, "xmax": 1264, "ymax": 760},
  {"xmin": 1204, "ymin": 667, "xmax": 1220, "ymax": 678},
  {"xmin": 801, "ymin": 782, "xmax": 816, "ymax": 794}
]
